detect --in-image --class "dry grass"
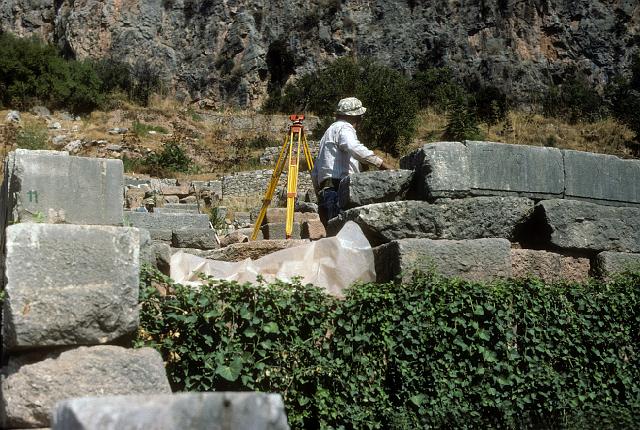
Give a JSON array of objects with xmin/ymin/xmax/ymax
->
[{"xmin": 411, "ymin": 109, "xmax": 637, "ymax": 159}]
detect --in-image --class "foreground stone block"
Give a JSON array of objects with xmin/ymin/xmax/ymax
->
[
  {"xmin": 511, "ymin": 249, "xmax": 590, "ymax": 283},
  {"xmin": 329, "ymin": 197, "xmax": 534, "ymax": 246},
  {"xmin": 536, "ymin": 199, "xmax": 640, "ymax": 253},
  {"xmin": 1, "ymin": 149, "xmax": 124, "ymax": 226},
  {"xmin": 125, "ymin": 212, "xmax": 210, "ymax": 230},
  {"xmin": 52, "ymin": 392, "xmax": 289, "ymax": 430},
  {"xmin": 172, "ymin": 228, "xmax": 218, "ymax": 249},
  {"xmin": 338, "ymin": 170, "xmax": 414, "ymax": 209},
  {"xmin": 3, "ymin": 224, "xmax": 140, "ymax": 351},
  {"xmin": 375, "ymin": 238, "xmax": 511, "ymax": 283},
  {"xmin": 563, "ymin": 149, "xmax": 640, "ymax": 207},
  {"xmin": 399, "ymin": 141, "xmax": 564, "ymax": 200},
  {"xmin": 1, "ymin": 346, "xmax": 171, "ymax": 429},
  {"xmin": 154, "ymin": 207, "xmax": 200, "ymax": 214},
  {"xmin": 182, "ymin": 240, "xmax": 308, "ymax": 262},
  {"xmin": 262, "ymin": 222, "xmax": 301, "ymax": 240},
  {"xmin": 400, "ymin": 141, "xmax": 470, "ymax": 199},
  {"xmin": 594, "ymin": 251, "xmax": 640, "ymax": 279},
  {"xmin": 465, "ymin": 141, "xmax": 564, "ymax": 199},
  {"xmin": 301, "ymin": 220, "xmax": 326, "ymax": 240}
]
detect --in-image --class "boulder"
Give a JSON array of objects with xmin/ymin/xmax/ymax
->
[
  {"xmin": 0, "ymin": 149, "xmax": 124, "ymax": 227},
  {"xmin": 563, "ymin": 149, "xmax": 640, "ymax": 207},
  {"xmin": 329, "ymin": 197, "xmax": 534, "ymax": 246},
  {"xmin": 2, "ymin": 224, "xmax": 140, "ymax": 351},
  {"xmin": 301, "ymin": 220, "xmax": 326, "ymax": 240},
  {"xmin": 510, "ymin": 249, "xmax": 590, "ymax": 283},
  {"xmin": 594, "ymin": 251, "xmax": 640, "ymax": 279},
  {"xmin": 172, "ymin": 228, "xmax": 219, "ymax": 249},
  {"xmin": 220, "ymin": 230, "xmax": 249, "ymax": 247},
  {"xmin": 261, "ymin": 222, "xmax": 302, "ymax": 240},
  {"xmin": 375, "ymin": 238, "xmax": 512, "ymax": 283},
  {"xmin": 1, "ymin": 346, "xmax": 171, "ymax": 429},
  {"xmin": 52, "ymin": 392, "xmax": 290, "ymax": 430},
  {"xmin": 535, "ymin": 199, "xmax": 640, "ymax": 253},
  {"xmin": 124, "ymin": 212, "xmax": 210, "ymax": 230},
  {"xmin": 263, "ymin": 208, "xmax": 319, "ymax": 225},
  {"xmin": 400, "ymin": 141, "xmax": 564, "ymax": 200},
  {"xmin": 125, "ymin": 188, "xmax": 146, "ymax": 210},
  {"xmin": 338, "ymin": 169, "xmax": 414, "ymax": 209}
]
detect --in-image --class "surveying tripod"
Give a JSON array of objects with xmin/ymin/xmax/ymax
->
[{"xmin": 251, "ymin": 114, "xmax": 314, "ymax": 240}]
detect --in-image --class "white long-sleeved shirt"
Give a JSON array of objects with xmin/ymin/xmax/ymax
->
[{"xmin": 311, "ymin": 120, "xmax": 382, "ymax": 190}]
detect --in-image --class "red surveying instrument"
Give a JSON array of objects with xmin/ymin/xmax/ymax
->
[{"xmin": 251, "ymin": 114, "xmax": 314, "ymax": 240}]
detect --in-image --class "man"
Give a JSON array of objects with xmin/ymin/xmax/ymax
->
[{"xmin": 311, "ymin": 97, "xmax": 392, "ymax": 226}]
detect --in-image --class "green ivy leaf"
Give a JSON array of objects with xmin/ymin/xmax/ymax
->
[{"xmin": 215, "ymin": 357, "xmax": 243, "ymax": 382}]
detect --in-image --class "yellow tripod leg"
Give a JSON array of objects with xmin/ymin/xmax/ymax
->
[
  {"xmin": 285, "ymin": 128, "xmax": 301, "ymax": 238},
  {"xmin": 251, "ymin": 135, "xmax": 290, "ymax": 240},
  {"xmin": 302, "ymin": 132, "xmax": 314, "ymax": 171}
]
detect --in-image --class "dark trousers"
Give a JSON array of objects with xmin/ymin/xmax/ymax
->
[{"xmin": 318, "ymin": 187, "xmax": 340, "ymax": 227}]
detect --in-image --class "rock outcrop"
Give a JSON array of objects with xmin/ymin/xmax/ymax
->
[{"xmin": 1, "ymin": 0, "xmax": 638, "ymax": 107}]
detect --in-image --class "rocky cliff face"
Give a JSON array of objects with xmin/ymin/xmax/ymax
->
[{"xmin": 2, "ymin": 0, "xmax": 639, "ymax": 108}]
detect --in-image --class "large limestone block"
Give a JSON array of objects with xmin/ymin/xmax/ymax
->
[
  {"xmin": 264, "ymin": 207, "xmax": 319, "ymax": 224},
  {"xmin": 124, "ymin": 212, "xmax": 210, "ymax": 230},
  {"xmin": 375, "ymin": 238, "xmax": 512, "ymax": 283},
  {"xmin": 511, "ymin": 249, "xmax": 590, "ymax": 283},
  {"xmin": 2, "ymin": 224, "xmax": 140, "ymax": 351},
  {"xmin": 52, "ymin": 392, "xmax": 290, "ymax": 430},
  {"xmin": 338, "ymin": 170, "xmax": 414, "ymax": 209},
  {"xmin": 1, "ymin": 346, "xmax": 171, "ymax": 429},
  {"xmin": 594, "ymin": 251, "xmax": 640, "ymax": 279},
  {"xmin": 465, "ymin": 141, "xmax": 564, "ymax": 199},
  {"xmin": 172, "ymin": 228, "xmax": 219, "ymax": 249},
  {"xmin": 329, "ymin": 197, "xmax": 534, "ymax": 246},
  {"xmin": 399, "ymin": 141, "xmax": 564, "ymax": 200},
  {"xmin": 563, "ymin": 149, "xmax": 640, "ymax": 207},
  {"xmin": 400, "ymin": 141, "xmax": 470, "ymax": 199},
  {"xmin": 1, "ymin": 149, "xmax": 123, "ymax": 226},
  {"xmin": 536, "ymin": 199, "xmax": 640, "ymax": 252},
  {"xmin": 261, "ymin": 222, "xmax": 301, "ymax": 239}
]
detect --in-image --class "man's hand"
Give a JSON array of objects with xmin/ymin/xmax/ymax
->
[{"xmin": 379, "ymin": 160, "xmax": 393, "ymax": 170}]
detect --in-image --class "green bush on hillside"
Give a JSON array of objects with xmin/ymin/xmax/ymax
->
[
  {"xmin": 0, "ymin": 32, "xmax": 104, "ymax": 113},
  {"xmin": 143, "ymin": 141, "xmax": 194, "ymax": 177},
  {"xmin": 264, "ymin": 57, "xmax": 418, "ymax": 156},
  {"xmin": 543, "ymin": 75, "xmax": 607, "ymax": 124},
  {"xmin": 137, "ymin": 266, "xmax": 640, "ymax": 429},
  {"xmin": 608, "ymin": 53, "xmax": 640, "ymax": 141}
]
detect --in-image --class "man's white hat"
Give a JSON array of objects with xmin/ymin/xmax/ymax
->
[{"xmin": 336, "ymin": 97, "xmax": 367, "ymax": 116}]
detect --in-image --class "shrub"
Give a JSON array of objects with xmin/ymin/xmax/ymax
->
[
  {"xmin": 543, "ymin": 75, "xmax": 607, "ymax": 124},
  {"xmin": 608, "ymin": 53, "xmax": 640, "ymax": 140},
  {"xmin": 143, "ymin": 141, "xmax": 193, "ymax": 176},
  {"xmin": 411, "ymin": 67, "xmax": 464, "ymax": 112},
  {"xmin": 264, "ymin": 57, "xmax": 418, "ymax": 156},
  {"xmin": 138, "ymin": 267, "xmax": 640, "ymax": 429},
  {"xmin": 444, "ymin": 89, "xmax": 483, "ymax": 141},
  {"xmin": 0, "ymin": 32, "xmax": 104, "ymax": 113},
  {"xmin": 15, "ymin": 122, "xmax": 48, "ymax": 150}
]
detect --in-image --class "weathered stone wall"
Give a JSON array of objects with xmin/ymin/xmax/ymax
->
[{"xmin": 333, "ymin": 141, "xmax": 640, "ymax": 282}]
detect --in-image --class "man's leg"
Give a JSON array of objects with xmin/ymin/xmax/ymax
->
[{"xmin": 318, "ymin": 188, "xmax": 340, "ymax": 227}]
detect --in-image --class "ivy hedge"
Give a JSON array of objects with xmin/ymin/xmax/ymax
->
[{"xmin": 137, "ymin": 267, "xmax": 640, "ymax": 429}]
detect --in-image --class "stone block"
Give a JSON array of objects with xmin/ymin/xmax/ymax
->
[
  {"xmin": 233, "ymin": 211, "xmax": 252, "ymax": 227},
  {"xmin": 154, "ymin": 207, "xmax": 200, "ymax": 214},
  {"xmin": 338, "ymin": 169, "xmax": 414, "ymax": 209},
  {"xmin": 159, "ymin": 184, "xmax": 190, "ymax": 197},
  {"xmin": 536, "ymin": 199, "xmax": 640, "ymax": 252},
  {"xmin": 220, "ymin": 230, "xmax": 249, "ymax": 247},
  {"xmin": 124, "ymin": 212, "xmax": 210, "ymax": 230},
  {"xmin": 2, "ymin": 224, "xmax": 140, "ymax": 351},
  {"xmin": 149, "ymin": 228, "xmax": 173, "ymax": 242},
  {"xmin": 1, "ymin": 346, "xmax": 171, "ymax": 429},
  {"xmin": 236, "ymin": 227, "xmax": 264, "ymax": 240},
  {"xmin": 563, "ymin": 149, "xmax": 640, "ymax": 207},
  {"xmin": 329, "ymin": 197, "xmax": 534, "ymax": 246},
  {"xmin": 510, "ymin": 249, "xmax": 590, "ymax": 283},
  {"xmin": 261, "ymin": 222, "xmax": 301, "ymax": 240},
  {"xmin": 172, "ymin": 228, "xmax": 219, "ymax": 249},
  {"xmin": 301, "ymin": 220, "xmax": 326, "ymax": 240},
  {"xmin": 264, "ymin": 208, "xmax": 319, "ymax": 225},
  {"xmin": 164, "ymin": 203, "xmax": 201, "ymax": 211},
  {"xmin": 1, "ymin": 149, "xmax": 123, "ymax": 226},
  {"xmin": 192, "ymin": 240, "xmax": 308, "ymax": 262},
  {"xmin": 465, "ymin": 141, "xmax": 564, "ymax": 199},
  {"xmin": 594, "ymin": 251, "xmax": 640, "ymax": 279},
  {"xmin": 52, "ymin": 392, "xmax": 290, "ymax": 430},
  {"xmin": 400, "ymin": 141, "xmax": 470, "ymax": 199},
  {"xmin": 399, "ymin": 141, "xmax": 565, "ymax": 200},
  {"xmin": 375, "ymin": 238, "xmax": 512, "ymax": 283}
]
